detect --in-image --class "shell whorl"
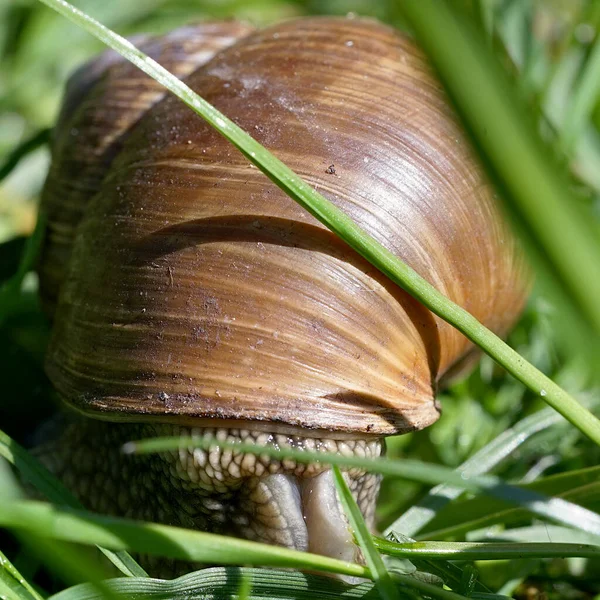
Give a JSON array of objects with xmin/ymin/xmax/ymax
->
[
  {"xmin": 42, "ymin": 17, "xmax": 527, "ymax": 435},
  {"xmin": 39, "ymin": 21, "xmax": 255, "ymax": 315}
]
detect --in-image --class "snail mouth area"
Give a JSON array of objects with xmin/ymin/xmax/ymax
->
[{"xmin": 147, "ymin": 423, "xmax": 383, "ymax": 564}]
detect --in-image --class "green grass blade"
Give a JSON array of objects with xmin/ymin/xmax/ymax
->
[
  {"xmin": 396, "ymin": 1, "xmax": 600, "ymax": 355},
  {"xmin": 126, "ymin": 434, "xmax": 600, "ymax": 540},
  {"xmin": 236, "ymin": 571, "xmax": 252, "ymax": 600},
  {"xmin": 46, "ymin": 567, "xmax": 407, "ymax": 600},
  {"xmin": 0, "ymin": 429, "xmax": 146, "ymax": 578},
  {"xmin": 0, "ymin": 128, "xmax": 51, "ymax": 183},
  {"xmin": 33, "ymin": 0, "xmax": 600, "ymax": 447},
  {"xmin": 560, "ymin": 34, "xmax": 600, "ymax": 154},
  {"xmin": 0, "ymin": 549, "xmax": 44, "ymax": 600},
  {"xmin": 385, "ymin": 397, "xmax": 600, "ymax": 537},
  {"xmin": 387, "ymin": 535, "xmax": 489, "ymax": 596},
  {"xmin": 24, "ymin": 537, "xmax": 124, "ymax": 600},
  {"xmin": 417, "ymin": 467, "xmax": 600, "ymax": 540},
  {"xmin": 373, "ymin": 539, "xmax": 600, "ymax": 560},
  {"xmin": 0, "ymin": 213, "xmax": 46, "ymax": 326},
  {"xmin": 478, "ymin": 524, "xmax": 600, "ymax": 545},
  {"xmin": 332, "ymin": 467, "xmax": 471, "ymax": 599},
  {"xmin": 331, "ymin": 465, "xmax": 399, "ymax": 600},
  {"xmin": 0, "ymin": 500, "xmax": 370, "ymax": 580}
]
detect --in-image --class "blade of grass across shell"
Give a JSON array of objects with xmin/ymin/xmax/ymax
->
[
  {"xmin": 0, "ymin": 429, "xmax": 146, "ymax": 578},
  {"xmin": 33, "ymin": 0, "xmax": 600, "ymax": 446}
]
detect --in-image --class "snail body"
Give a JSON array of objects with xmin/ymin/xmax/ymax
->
[{"xmin": 37, "ymin": 16, "xmax": 527, "ymax": 574}]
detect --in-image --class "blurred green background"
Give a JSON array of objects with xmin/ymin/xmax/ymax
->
[{"xmin": 2, "ymin": 0, "xmax": 600, "ymax": 598}]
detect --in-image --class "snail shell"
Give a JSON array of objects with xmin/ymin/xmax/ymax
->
[
  {"xmin": 42, "ymin": 16, "xmax": 527, "ymax": 436},
  {"xmin": 39, "ymin": 21, "xmax": 255, "ymax": 315}
]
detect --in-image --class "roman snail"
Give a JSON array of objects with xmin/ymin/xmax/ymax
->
[{"xmin": 35, "ymin": 15, "xmax": 528, "ymax": 576}]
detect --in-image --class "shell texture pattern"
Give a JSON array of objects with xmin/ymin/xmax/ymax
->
[{"xmin": 41, "ymin": 17, "xmax": 527, "ymax": 436}]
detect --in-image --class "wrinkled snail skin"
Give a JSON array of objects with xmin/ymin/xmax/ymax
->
[
  {"xmin": 36, "ymin": 16, "xmax": 528, "ymax": 575},
  {"xmin": 37, "ymin": 419, "xmax": 382, "ymax": 577}
]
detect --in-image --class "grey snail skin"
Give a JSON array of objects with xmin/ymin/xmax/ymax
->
[{"xmin": 35, "ymin": 16, "xmax": 527, "ymax": 576}]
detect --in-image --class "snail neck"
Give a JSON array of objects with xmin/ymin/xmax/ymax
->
[{"xmin": 34, "ymin": 416, "xmax": 383, "ymax": 577}]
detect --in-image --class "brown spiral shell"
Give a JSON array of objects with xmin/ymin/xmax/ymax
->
[
  {"xmin": 40, "ymin": 17, "xmax": 528, "ymax": 436},
  {"xmin": 39, "ymin": 21, "xmax": 255, "ymax": 314}
]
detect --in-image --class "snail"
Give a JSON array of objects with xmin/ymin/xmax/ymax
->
[{"xmin": 35, "ymin": 16, "xmax": 528, "ymax": 575}]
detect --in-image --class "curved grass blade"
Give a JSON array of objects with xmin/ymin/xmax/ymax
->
[
  {"xmin": 125, "ymin": 434, "xmax": 600, "ymax": 540},
  {"xmin": 0, "ymin": 213, "xmax": 46, "ymax": 326},
  {"xmin": 418, "ymin": 470, "xmax": 600, "ymax": 540},
  {"xmin": 0, "ymin": 549, "xmax": 43, "ymax": 600},
  {"xmin": 385, "ymin": 396, "xmax": 600, "ymax": 537},
  {"xmin": 331, "ymin": 466, "xmax": 399, "ymax": 600},
  {"xmin": 0, "ymin": 429, "xmax": 146, "ymax": 578},
  {"xmin": 27, "ymin": 503, "xmax": 473, "ymax": 600},
  {"xmin": 33, "ymin": 0, "xmax": 600, "ymax": 447},
  {"xmin": 560, "ymin": 33, "xmax": 600, "ymax": 154},
  {"xmin": 0, "ymin": 128, "xmax": 51, "ymax": 183},
  {"xmin": 46, "ymin": 567, "xmax": 413, "ymax": 600},
  {"xmin": 3, "ymin": 500, "xmax": 581, "ymax": 600},
  {"xmin": 0, "ymin": 500, "xmax": 370, "ymax": 580}
]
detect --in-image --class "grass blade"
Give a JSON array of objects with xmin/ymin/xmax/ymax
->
[
  {"xmin": 417, "ymin": 468, "xmax": 600, "ymax": 540},
  {"xmin": 332, "ymin": 467, "xmax": 471, "ymax": 599},
  {"xmin": 0, "ymin": 429, "xmax": 146, "ymax": 578},
  {"xmin": 385, "ymin": 396, "xmax": 600, "ymax": 537},
  {"xmin": 0, "ymin": 549, "xmax": 43, "ymax": 600},
  {"xmin": 331, "ymin": 466, "xmax": 399, "ymax": 600},
  {"xmin": 0, "ymin": 128, "xmax": 51, "ymax": 184},
  {"xmin": 560, "ymin": 33, "xmax": 600, "ymax": 154},
  {"xmin": 0, "ymin": 500, "xmax": 370, "ymax": 580},
  {"xmin": 373, "ymin": 539, "xmax": 600, "ymax": 560},
  {"xmin": 477, "ymin": 524, "xmax": 600, "ymax": 545},
  {"xmin": 46, "ymin": 567, "xmax": 422, "ymax": 600},
  {"xmin": 33, "ymin": 0, "xmax": 600, "ymax": 446}
]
